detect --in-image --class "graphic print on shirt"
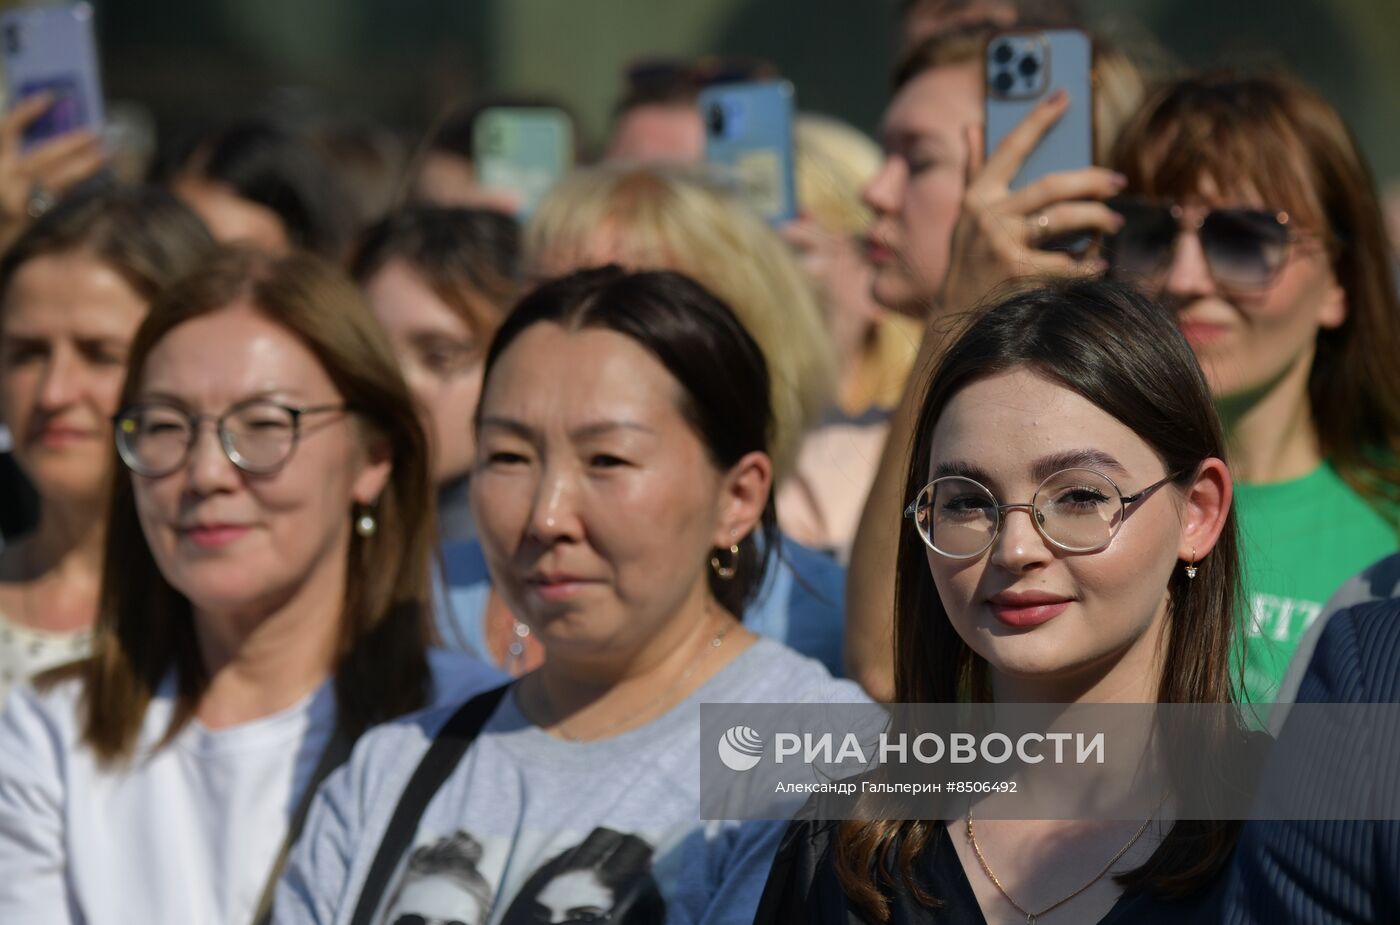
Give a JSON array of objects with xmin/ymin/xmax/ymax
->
[
  {"xmin": 382, "ymin": 826, "xmax": 665, "ymax": 925},
  {"xmin": 382, "ymin": 830, "xmax": 494, "ymax": 925}
]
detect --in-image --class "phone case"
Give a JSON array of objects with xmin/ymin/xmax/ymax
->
[
  {"xmin": 699, "ymin": 80, "xmax": 797, "ymax": 224},
  {"xmin": 984, "ymin": 29, "xmax": 1093, "ymax": 191},
  {"xmin": 0, "ymin": 2, "xmax": 104, "ymax": 150},
  {"xmin": 472, "ymin": 107, "xmax": 574, "ymax": 219}
]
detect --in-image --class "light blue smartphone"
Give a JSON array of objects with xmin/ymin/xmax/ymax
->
[
  {"xmin": 471, "ymin": 106, "xmax": 574, "ymax": 219},
  {"xmin": 984, "ymin": 28, "xmax": 1093, "ymax": 192},
  {"xmin": 699, "ymin": 79, "xmax": 797, "ymax": 225},
  {"xmin": 0, "ymin": 1, "xmax": 104, "ymax": 151}
]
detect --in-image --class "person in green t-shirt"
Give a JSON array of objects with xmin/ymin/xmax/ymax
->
[{"xmin": 1105, "ymin": 72, "xmax": 1400, "ymax": 705}]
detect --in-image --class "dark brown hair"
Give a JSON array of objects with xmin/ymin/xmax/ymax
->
[
  {"xmin": 892, "ymin": 21, "xmax": 1001, "ymax": 92},
  {"xmin": 477, "ymin": 265, "xmax": 777, "ymax": 619},
  {"xmin": 349, "ymin": 205, "xmax": 520, "ymax": 341},
  {"xmin": 835, "ymin": 279, "xmax": 1245, "ymax": 920},
  {"xmin": 1111, "ymin": 71, "xmax": 1400, "ymax": 516},
  {"xmin": 79, "ymin": 247, "xmax": 435, "ymax": 763}
]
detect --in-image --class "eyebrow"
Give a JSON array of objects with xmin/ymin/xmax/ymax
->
[
  {"xmin": 882, "ymin": 128, "xmax": 952, "ymax": 154},
  {"xmin": 478, "ymin": 416, "xmax": 657, "ymax": 441},
  {"xmin": 932, "ymin": 449, "xmax": 1130, "ymax": 485}
]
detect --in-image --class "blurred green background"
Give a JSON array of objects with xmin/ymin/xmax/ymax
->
[{"xmin": 53, "ymin": 0, "xmax": 1400, "ymax": 183}]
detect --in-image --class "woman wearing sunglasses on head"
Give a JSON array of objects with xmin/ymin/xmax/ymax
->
[
  {"xmin": 1104, "ymin": 72, "xmax": 1400, "ymax": 708},
  {"xmin": 275, "ymin": 267, "xmax": 865, "ymax": 925},
  {"xmin": 756, "ymin": 278, "xmax": 1246, "ymax": 925},
  {"xmin": 0, "ymin": 249, "xmax": 501, "ymax": 923}
]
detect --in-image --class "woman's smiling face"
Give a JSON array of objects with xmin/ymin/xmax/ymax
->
[{"xmin": 924, "ymin": 367, "xmax": 1193, "ymax": 695}]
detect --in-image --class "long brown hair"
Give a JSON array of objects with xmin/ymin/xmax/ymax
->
[
  {"xmin": 834, "ymin": 279, "xmax": 1245, "ymax": 920},
  {"xmin": 1111, "ymin": 71, "xmax": 1400, "ymax": 518},
  {"xmin": 78, "ymin": 247, "xmax": 436, "ymax": 763}
]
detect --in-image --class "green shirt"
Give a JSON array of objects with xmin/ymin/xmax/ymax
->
[{"xmin": 1234, "ymin": 462, "xmax": 1399, "ymax": 705}]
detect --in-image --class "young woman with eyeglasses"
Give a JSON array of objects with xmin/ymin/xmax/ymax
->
[
  {"xmin": 756, "ymin": 278, "xmax": 1246, "ymax": 925},
  {"xmin": 1105, "ymin": 72, "xmax": 1400, "ymax": 707},
  {"xmin": 0, "ymin": 248, "xmax": 501, "ymax": 923},
  {"xmin": 847, "ymin": 68, "xmax": 1400, "ymax": 709}
]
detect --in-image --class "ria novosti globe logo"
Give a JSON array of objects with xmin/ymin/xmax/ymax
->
[{"xmin": 717, "ymin": 725, "xmax": 764, "ymax": 771}]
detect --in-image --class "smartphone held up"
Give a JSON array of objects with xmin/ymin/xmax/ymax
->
[
  {"xmin": 985, "ymin": 28, "xmax": 1097, "ymax": 258},
  {"xmin": 700, "ymin": 79, "xmax": 798, "ymax": 225},
  {"xmin": 0, "ymin": 1, "xmax": 104, "ymax": 151}
]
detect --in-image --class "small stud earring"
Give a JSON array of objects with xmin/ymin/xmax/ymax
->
[
  {"xmin": 355, "ymin": 509, "xmax": 377, "ymax": 537},
  {"xmin": 1185, "ymin": 550, "xmax": 1198, "ymax": 580}
]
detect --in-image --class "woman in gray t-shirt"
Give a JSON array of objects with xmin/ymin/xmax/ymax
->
[{"xmin": 277, "ymin": 267, "xmax": 867, "ymax": 925}]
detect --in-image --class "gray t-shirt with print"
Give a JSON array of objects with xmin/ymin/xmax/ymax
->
[{"xmin": 275, "ymin": 637, "xmax": 869, "ymax": 925}]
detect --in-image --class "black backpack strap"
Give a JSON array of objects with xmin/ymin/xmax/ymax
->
[{"xmin": 347, "ymin": 683, "xmax": 511, "ymax": 925}]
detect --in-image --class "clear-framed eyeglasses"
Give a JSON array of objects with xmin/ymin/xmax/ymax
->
[
  {"xmin": 903, "ymin": 467, "xmax": 1179, "ymax": 559},
  {"xmin": 113, "ymin": 398, "xmax": 348, "ymax": 478}
]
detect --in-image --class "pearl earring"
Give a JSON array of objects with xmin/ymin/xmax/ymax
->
[{"xmin": 355, "ymin": 509, "xmax": 377, "ymax": 537}]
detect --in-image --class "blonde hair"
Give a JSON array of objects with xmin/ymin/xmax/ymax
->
[
  {"xmin": 794, "ymin": 114, "xmax": 882, "ymax": 236},
  {"xmin": 525, "ymin": 164, "xmax": 835, "ymax": 479}
]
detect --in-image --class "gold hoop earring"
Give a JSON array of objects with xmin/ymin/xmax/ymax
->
[
  {"xmin": 710, "ymin": 544, "xmax": 740, "ymax": 580},
  {"xmin": 1184, "ymin": 549, "xmax": 1198, "ymax": 580}
]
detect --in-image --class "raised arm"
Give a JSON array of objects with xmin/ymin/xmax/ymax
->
[{"xmin": 843, "ymin": 92, "xmax": 1126, "ymax": 699}]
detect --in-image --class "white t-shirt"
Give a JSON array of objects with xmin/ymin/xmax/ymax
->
[
  {"xmin": 0, "ymin": 611, "xmax": 92, "ymax": 709},
  {"xmin": 0, "ymin": 649, "xmax": 505, "ymax": 925}
]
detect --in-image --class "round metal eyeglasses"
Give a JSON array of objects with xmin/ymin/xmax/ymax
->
[
  {"xmin": 903, "ymin": 467, "xmax": 1178, "ymax": 559},
  {"xmin": 113, "ymin": 399, "xmax": 347, "ymax": 478}
]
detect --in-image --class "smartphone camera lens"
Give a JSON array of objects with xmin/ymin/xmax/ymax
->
[
  {"xmin": 993, "ymin": 71, "xmax": 1015, "ymax": 95},
  {"xmin": 992, "ymin": 41, "xmax": 1014, "ymax": 65},
  {"xmin": 1018, "ymin": 55, "xmax": 1040, "ymax": 77},
  {"xmin": 706, "ymin": 103, "xmax": 726, "ymax": 137}
]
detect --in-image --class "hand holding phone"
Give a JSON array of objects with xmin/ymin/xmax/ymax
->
[
  {"xmin": 938, "ymin": 84, "xmax": 1126, "ymax": 315},
  {"xmin": 1, "ymin": 2, "xmax": 105, "ymax": 150},
  {"xmin": 0, "ymin": 90, "xmax": 105, "ymax": 249}
]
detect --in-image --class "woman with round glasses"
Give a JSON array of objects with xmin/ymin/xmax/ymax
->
[
  {"xmin": 1106, "ymin": 72, "xmax": 1400, "ymax": 706},
  {"xmin": 0, "ymin": 248, "xmax": 501, "ymax": 923},
  {"xmin": 756, "ymin": 278, "xmax": 1245, "ymax": 924}
]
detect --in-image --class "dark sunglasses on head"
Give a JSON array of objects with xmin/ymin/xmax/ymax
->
[{"xmin": 1103, "ymin": 197, "xmax": 1303, "ymax": 291}]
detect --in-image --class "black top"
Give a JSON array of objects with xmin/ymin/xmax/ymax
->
[{"xmin": 754, "ymin": 817, "xmax": 1228, "ymax": 925}]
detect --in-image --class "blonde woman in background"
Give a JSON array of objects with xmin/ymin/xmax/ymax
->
[
  {"xmin": 779, "ymin": 114, "xmax": 922, "ymax": 560},
  {"xmin": 437, "ymin": 164, "xmax": 849, "ymax": 676}
]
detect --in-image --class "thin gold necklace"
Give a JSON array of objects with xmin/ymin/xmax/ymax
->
[
  {"xmin": 531, "ymin": 615, "xmax": 734, "ymax": 742},
  {"xmin": 965, "ymin": 809, "xmax": 1157, "ymax": 924}
]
